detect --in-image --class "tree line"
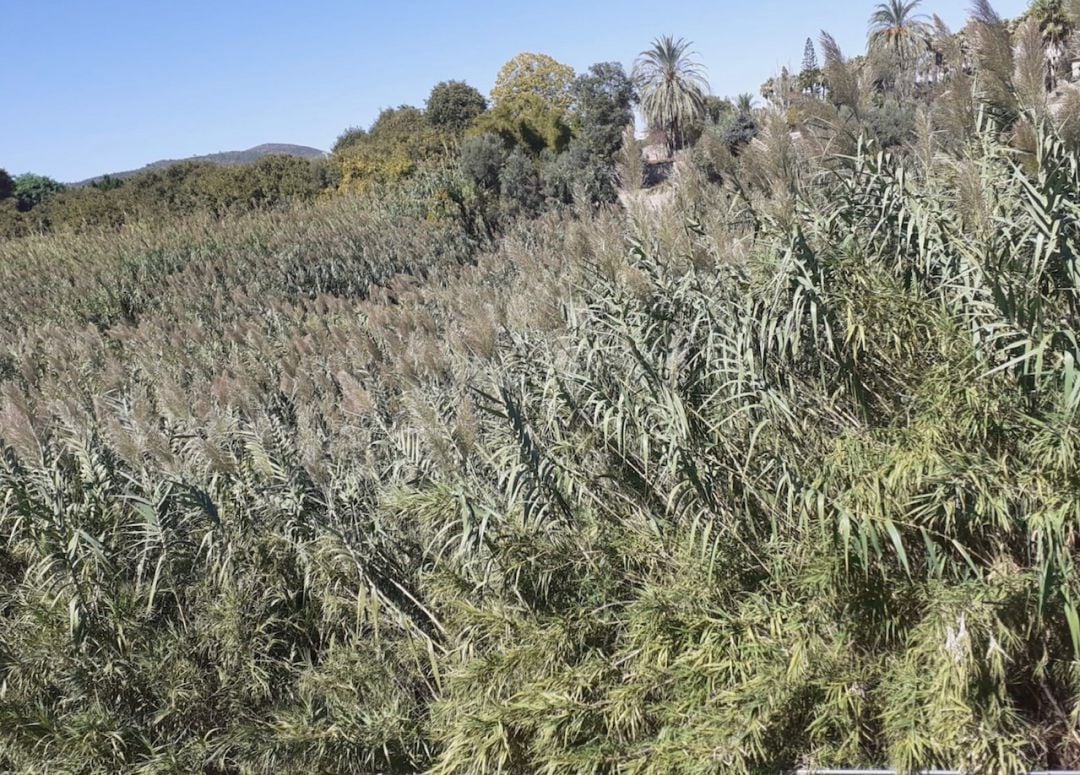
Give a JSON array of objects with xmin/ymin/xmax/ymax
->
[
  {"xmin": 7, "ymin": 1, "xmax": 1080, "ymax": 242},
  {"xmin": 0, "ymin": 43, "xmax": 755, "ymax": 240}
]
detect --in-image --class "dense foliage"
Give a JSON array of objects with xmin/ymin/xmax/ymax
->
[
  {"xmin": 427, "ymin": 81, "xmax": 489, "ymax": 133},
  {"xmin": 490, "ymin": 52, "xmax": 576, "ymax": 112},
  {"xmin": 13, "ymin": 172, "xmax": 64, "ymax": 211},
  {"xmin": 571, "ymin": 62, "xmax": 637, "ymax": 158},
  {"xmin": 7, "ymin": 1, "xmax": 1080, "ymax": 772},
  {"xmin": 1, "ymin": 56, "xmax": 635, "ymax": 241}
]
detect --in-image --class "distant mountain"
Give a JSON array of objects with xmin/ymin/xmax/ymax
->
[{"xmin": 73, "ymin": 144, "xmax": 327, "ymax": 186}]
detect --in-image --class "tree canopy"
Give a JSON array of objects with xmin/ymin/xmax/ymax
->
[
  {"xmin": 491, "ymin": 52, "xmax": 576, "ymax": 112},
  {"xmin": 571, "ymin": 62, "xmax": 637, "ymax": 158},
  {"xmin": 335, "ymin": 106, "xmax": 449, "ymax": 193},
  {"xmin": 868, "ymin": 0, "xmax": 931, "ymax": 61},
  {"xmin": 471, "ymin": 92, "xmax": 572, "ymax": 155},
  {"xmin": 13, "ymin": 173, "xmax": 64, "ymax": 212},
  {"xmin": 426, "ymin": 80, "xmax": 488, "ymax": 132}
]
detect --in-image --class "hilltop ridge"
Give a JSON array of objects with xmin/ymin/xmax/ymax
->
[{"xmin": 73, "ymin": 143, "xmax": 327, "ymax": 186}]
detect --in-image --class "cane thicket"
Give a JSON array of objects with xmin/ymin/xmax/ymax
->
[{"xmin": 3, "ymin": 71, "xmax": 1080, "ymax": 775}]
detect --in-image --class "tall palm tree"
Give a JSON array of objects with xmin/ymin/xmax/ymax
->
[
  {"xmin": 633, "ymin": 36, "xmax": 708, "ymax": 153},
  {"xmin": 1030, "ymin": 0, "xmax": 1073, "ymax": 89},
  {"xmin": 868, "ymin": 0, "xmax": 931, "ymax": 63}
]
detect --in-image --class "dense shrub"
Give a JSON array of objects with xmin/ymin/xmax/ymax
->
[
  {"xmin": 13, "ymin": 172, "xmax": 64, "ymax": 211},
  {"xmin": 333, "ymin": 125, "xmax": 367, "ymax": 153},
  {"xmin": 460, "ymin": 132, "xmax": 508, "ymax": 191},
  {"xmin": 0, "ymin": 199, "xmax": 25, "ymax": 239},
  {"xmin": 336, "ymin": 106, "xmax": 449, "ymax": 194},
  {"xmin": 865, "ymin": 97, "xmax": 917, "ymax": 148},
  {"xmin": 689, "ymin": 124, "xmax": 737, "ymax": 182},
  {"xmin": 540, "ymin": 140, "xmax": 618, "ymax": 204},
  {"xmin": 498, "ymin": 148, "xmax": 543, "ymax": 216},
  {"xmin": 724, "ymin": 111, "xmax": 759, "ymax": 153},
  {"xmin": 14, "ymin": 156, "xmax": 334, "ymax": 235}
]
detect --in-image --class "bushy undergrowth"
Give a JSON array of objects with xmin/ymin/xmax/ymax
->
[{"xmin": 3, "ymin": 114, "xmax": 1080, "ymax": 775}]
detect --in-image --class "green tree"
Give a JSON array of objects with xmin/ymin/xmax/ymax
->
[
  {"xmin": 800, "ymin": 37, "xmax": 823, "ymax": 96},
  {"xmin": 0, "ymin": 168, "xmax": 14, "ymax": 200},
  {"xmin": 491, "ymin": 52, "xmax": 576, "ymax": 112},
  {"xmin": 633, "ymin": 36, "xmax": 708, "ymax": 152},
  {"xmin": 426, "ymin": 80, "xmax": 488, "ymax": 132},
  {"xmin": 13, "ymin": 173, "xmax": 64, "ymax": 212},
  {"xmin": 488, "ymin": 61, "xmax": 636, "ymax": 206},
  {"xmin": 571, "ymin": 62, "xmax": 636, "ymax": 159}
]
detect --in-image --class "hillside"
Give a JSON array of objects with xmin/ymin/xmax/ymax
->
[{"xmin": 73, "ymin": 143, "xmax": 327, "ymax": 186}]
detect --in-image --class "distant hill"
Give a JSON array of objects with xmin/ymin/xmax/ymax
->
[{"xmin": 73, "ymin": 143, "xmax": 327, "ymax": 186}]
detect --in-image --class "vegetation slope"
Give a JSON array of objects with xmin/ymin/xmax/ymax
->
[{"xmin": 3, "ymin": 1, "xmax": 1080, "ymax": 773}]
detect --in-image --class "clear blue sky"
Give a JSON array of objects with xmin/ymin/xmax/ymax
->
[{"xmin": 1, "ymin": 0, "xmax": 1029, "ymax": 182}]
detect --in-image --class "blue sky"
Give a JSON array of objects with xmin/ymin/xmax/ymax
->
[{"xmin": 2, "ymin": 0, "xmax": 1029, "ymax": 182}]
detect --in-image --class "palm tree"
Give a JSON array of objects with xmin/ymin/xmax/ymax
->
[
  {"xmin": 1030, "ymin": 0, "xmax": 1073, "ymax": 89},
  {"xmin": 633, "ymin": 35, "xmax": 708, "ymax": 154},
  {"xmin": 868, "ymin": 0, "xmax": 931, "ymax": 64}
]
